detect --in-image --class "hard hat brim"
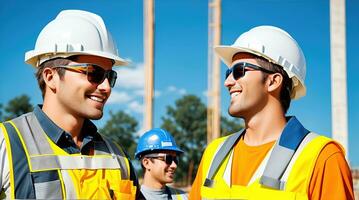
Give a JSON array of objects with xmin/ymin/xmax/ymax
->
[
  {"xmin": 25, "ymin": 50, "xmax": 129, "ymax": 67},
  {"xmin": 135, "ymin": 148, "xmax": 184, "ymax": 160}
]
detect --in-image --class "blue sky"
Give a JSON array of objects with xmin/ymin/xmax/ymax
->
[{"xmin": 0, "ymin": 0, "xmax": 358, "ymax": 166}]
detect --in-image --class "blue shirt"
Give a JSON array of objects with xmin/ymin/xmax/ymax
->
[{"xmin": 33, "ymin": 105, "xmax": 103, "ymax": 155}]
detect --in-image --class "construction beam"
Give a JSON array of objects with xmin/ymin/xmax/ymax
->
[
  {"xmin": 207, "ymin": 0, "xmax": 221, "ymax": 143},
  {"xmin": 330, "ymin": 0, "xmax": 348, "ymax": 158},
  {"xmin": 144, "ymin": 0, "xmax": 155, "ymax": 130}
]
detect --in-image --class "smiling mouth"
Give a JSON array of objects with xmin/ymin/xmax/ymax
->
[
  {"xmin": 166, "ymin": 170, "xmax": 175, "ymax": 175},
  {"xmin": 88, "ymin": 95, "xmax": 105, "ymax": 103},
  {"xmin": 230, "ymin": 92, "xmax": 241, "ymax": 98}
]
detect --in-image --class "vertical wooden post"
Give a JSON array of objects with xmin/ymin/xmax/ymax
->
[
  {"xmin": 207, "ymin": 0, "xmax": 222, "ymax": 143},
  {"xmin": 144, "ymin": 0, "xmax": 155, "ymax": 130}
]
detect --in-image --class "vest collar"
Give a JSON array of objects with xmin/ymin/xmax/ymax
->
[
  {"xmin": 279, "ymin": 116, "xmax": 309, "ymax": 150},
  {"xmin": 33, "ymin": 105, "xmax": 102, "ymax": 146}
]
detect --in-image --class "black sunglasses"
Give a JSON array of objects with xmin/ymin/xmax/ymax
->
[
  {"xmin": 225, "ymin": 62, "xmax": 275, "ymax": 80},
  {"xmin": 146, "ymin": 154, "xmax": 179, "ymax": 165},
  {"xmin": 57, "ymin": 63, "xmax": 117, "ymax": 88}
]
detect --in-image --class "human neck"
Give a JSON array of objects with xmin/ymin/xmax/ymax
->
[
  {"xmin": 142, "ymin": 173, "xmax": 166, "ymax": 190},
  {"xmin": 42, "ymin": 99, "xmax": 84, "ymax": 147},
  {"xmin": 243, "ymin": 103, "xmax": 286, "ymax": 146}
]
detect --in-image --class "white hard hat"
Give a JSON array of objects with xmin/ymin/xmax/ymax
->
[
  {"xmin": 214, "ymin": 25, "xmax": 306, "ymax": 99},
  {"xmin": 25, "ymin": 10, "xmax": 128, "ymax": 67}
]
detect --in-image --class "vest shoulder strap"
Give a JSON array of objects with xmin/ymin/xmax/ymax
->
[
  {"xmin": 204, "ymin": 117, "xmax": 315, "ymax": 190},
  {"xmin": 259, "ymin": 132, "xmax": 318, "ymax": 190},
  {"xmin": 2, "ymin": 114, "xmax": 43, "ymax": 199},
  {"xmin": 203, "ymin": 129, "xmax": 245, "ymax": 187}
]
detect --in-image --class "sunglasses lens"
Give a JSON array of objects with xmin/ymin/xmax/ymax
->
[
  {"xmin": 173, "ymin": 156, "xmax": 179, "ymax": 164},
  {"xmin": 232, "ymin": 63, "xmax": 245, "ymax": 80},
  {"xmin": 86, "ymin": 64, "xmax": 117, "ymax": 87},
  {"xmin": 87, "ymin": 65, "xmax": 106, "ymax": 84},
  {"xmin": 108, "ymin": 71, "xmax": 117, "ymax": 88},
  {"xmin": 225, "ymin": 68, "xmax": 232, "ymax": 79},
  {"xmin": 165, "ymin": 155, "xmax": 178, "ymax": 165}
]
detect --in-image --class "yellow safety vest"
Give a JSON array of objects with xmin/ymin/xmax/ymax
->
[
  {"xmin": 199, "ymin": 128, "xmax": 340, "ymax": 199},
  {"xmin": 0, "ymin": 112, "xmax": 137, "ymax": 199}
]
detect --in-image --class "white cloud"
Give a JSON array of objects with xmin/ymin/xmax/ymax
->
[
  {"xmin": 178, "ymin": 89, "xmax": 187, "ymax": 95},
  {"xmin": 128, "ymin": 101, "xmax": 144, "ymax": 114},
  {"xmin": 166, "ymin": 85, "xmax": 187, "ymax": 95},
  {"xmin": 112, "ymin": 64, "xmax": 187, "ymax": 102},
  {"xmin": 133, "ymin": 89, "xmax": 161, "ymax": 98},
  {"xmin": 115, "ymin": 63, "xmax": 144, "ymax": 89},
  {"xmin": 107, "ymin": 91, "xmax": 132, "ymax": 104},
  {"xmin": 167, "ymin": 85, "xmax": 177, "ymax": 92},
  {"xmin": 133, "ymin": 89, "xmax": 144, "ymax": 96}
]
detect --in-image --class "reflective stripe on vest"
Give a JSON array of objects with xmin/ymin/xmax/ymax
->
[
  {"xmin": 200, "ymin": 131, "xmax": 335, "ymax": 199},
  {"xmin": 2, "ymin": 112, "xmax": 132, "ymax": 199},
  {"xmin": 204, "ymin": 117, "xmax": 311, "ymax": 190},
  {"xmin": 203, "ymin": 129, "xmax": 244, "ymax": 188}
]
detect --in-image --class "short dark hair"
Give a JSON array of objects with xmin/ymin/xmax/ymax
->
[
  {"xmin": 35, "ymin": 56, "xmax": 77, "ymax": 98},
  {"xmin": 254, "ymin": 56, "xmax": 292, "ymax": 114}
]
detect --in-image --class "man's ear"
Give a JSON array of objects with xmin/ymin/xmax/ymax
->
[
  {"xmin": 43, "ymin": 68, "xmax": 58, "ymax": 92},
  {"xmin": 267, "ymin": 73, "xmax": 283, "ymax": 94},
  {"xmin": 142, "ymin": 158, "xmax": 151, "ymax": 171}
]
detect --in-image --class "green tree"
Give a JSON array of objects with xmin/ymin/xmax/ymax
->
[
  {"xmin": 161, "ymin": 94, "xmax": 243, "ymax": 185},
  {"xmin": 161, "ymin": 95, "xmax": 207, "ymax": 185},
  {"xmin": 221, "ymin": 116, "xmax": 243, "ymax": 136},
  {"xmin": 99, "ymin": 110, "xmax": 138, "ymax": 159},
  {"xmin": 3, "ymin": 95, "xmax": 33, "ymax": 121}
]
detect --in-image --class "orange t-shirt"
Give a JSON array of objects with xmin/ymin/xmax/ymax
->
[{"xmin": 189, "ymin": 138, "xmax": 354, "ymax": 200}]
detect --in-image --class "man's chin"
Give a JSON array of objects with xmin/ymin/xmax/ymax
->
[
  {"xmin": 228, "ymin": 109, "xmax": 241, "ymax": 118},
  {"xmin": 165, "ymin": 176, "xmax": 175, "ymax": 182},
  {"xmin": 87, "ymin": 112, "xmax": 103, "ymax": 120}
]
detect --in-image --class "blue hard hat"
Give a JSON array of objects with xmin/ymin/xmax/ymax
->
[{"xmin": 135, "ymin": 128, "xmax": 184, "ymax": 159}]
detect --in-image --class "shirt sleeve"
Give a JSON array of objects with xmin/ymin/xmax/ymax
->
[
  {"xmin": 0, "ymin": 129, "xmax": 10, "ymax": 198},
  {"xmin": 309, "ymin": 142, "xmax": 354, "ymax": 200}
]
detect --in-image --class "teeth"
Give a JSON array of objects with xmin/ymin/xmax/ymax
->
[
  {"xmin": 89, "ymin": 96, "xmax": 104, "ymax": 103},
  {"xmin": 231, "ymin": 92, "xmax": 240, "ymax": 98}
]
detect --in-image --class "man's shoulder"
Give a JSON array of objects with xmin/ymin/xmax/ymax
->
[
  {"xmin": 0, "ymin": 112, "xmax": 33, "ymax": 139},
  {"xmin": 1, "ymin": 112, "xmax": 33, "ymax": 124},
  {"xmin": 317, "ymin": 137, "xmax": 346, "ymax": 159},
  {"xmin": 310, "ymin": 133, "xmax": 344, "ymax": 153}
]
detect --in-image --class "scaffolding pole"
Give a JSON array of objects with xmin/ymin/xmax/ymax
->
[
  {"xmin": 330, "ymin": 0, "xmax": 348, "ymax": 158},
  {"xmin": 207, "ymin": 0, "xmax": 221, "ymax": 143},
  {"xmin": 144, "ymin": 0, "xmax": 154, "ymax": 130}
]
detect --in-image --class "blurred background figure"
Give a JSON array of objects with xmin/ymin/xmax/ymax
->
[{"xmin": 135, "ymin": 128, "xmax": 188, "ymax": 200}]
